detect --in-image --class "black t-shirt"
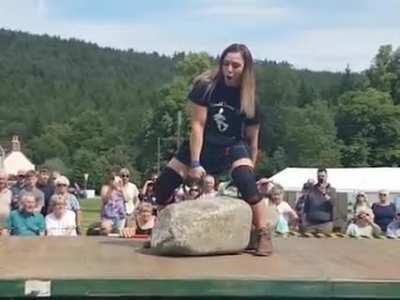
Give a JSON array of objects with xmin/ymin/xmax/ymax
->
[{"xmin": 188, "ymin": 80, "xmax": 260, "ymax": 146}]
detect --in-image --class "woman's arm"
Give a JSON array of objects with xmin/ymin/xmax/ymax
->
[
  {"xmin": 188, "ymin": 102, "xmax": 208, "ymax": 178},
  {"xmin": 245, "ymin": 124, "xmax": 260, "ymax": 166}
]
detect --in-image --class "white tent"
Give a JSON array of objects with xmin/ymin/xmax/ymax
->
[
  {"xmin": 4, "ymin": 151, "xmax": 35, "ymax": 175},
  {"xmin": 269, "ymin": 167, "xmax": 400, "ymax": 193}
]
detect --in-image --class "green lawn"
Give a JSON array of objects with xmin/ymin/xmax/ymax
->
[{"xmin": 80, "ymin": 197, "xmax": 102, "ymax": 235}]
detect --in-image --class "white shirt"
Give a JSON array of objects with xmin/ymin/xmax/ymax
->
[
  {"xmin": 0, "ymin": 188, "xmax": 12, "ymax": 218},
  {"xmin": 122, "ymin": 182, "xmax": 140, "ymax": 215},
  {"xmin": 46, "ymin": 210, "xmax": 77, "ymax": 236},
  {"xmin": 276, "ymin": 201, "xmax": 296, "ymax": 223}
]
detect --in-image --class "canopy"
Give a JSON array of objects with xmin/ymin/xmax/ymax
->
[{"xmin": 269, "ymin": 167, "xmax": 400, "ymax": 193}]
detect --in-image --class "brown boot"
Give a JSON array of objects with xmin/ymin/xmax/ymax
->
[
  {"xmin": 245, "ymin": 229, "xmax": 258, "ymax": 251},
  {"xmin": 254, "ymin": 227, "xmax": 273, "ymax": 256}
]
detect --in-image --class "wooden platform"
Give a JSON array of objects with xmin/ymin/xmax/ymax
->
[{"xmin": 0, "ymin": 236, "xmax": 399, "ymax": 298}]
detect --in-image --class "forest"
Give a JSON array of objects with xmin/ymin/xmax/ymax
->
[{"xmin": 0, "ymin": 28, "xmax": 399, "ymax": 189}]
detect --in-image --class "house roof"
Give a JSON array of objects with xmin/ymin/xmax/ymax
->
[{"xmin": 4, "ymin": 151, "xmax": 35, "ymax": 175}]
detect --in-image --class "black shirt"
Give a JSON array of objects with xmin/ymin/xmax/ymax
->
[{"xmin": 188, "ymin": 80, "xmax": 260, "ymax": 146}]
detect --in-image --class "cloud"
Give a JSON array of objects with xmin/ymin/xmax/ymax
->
[
  {"xmin": 194, "ymin": 0, "xmax": 292, "ymax": 20},
  {"xmin": 0, "ymin": 1, "xmax": 399, "ymax": 71}
]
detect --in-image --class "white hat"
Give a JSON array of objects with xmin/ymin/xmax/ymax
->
[{"xmin": 55, "ymin": 176, "xmax": 70, "ymax": 186}]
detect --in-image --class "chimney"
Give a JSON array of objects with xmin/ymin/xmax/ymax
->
[{"xmin": 11, "ymin": 136, "xmax": 21, "ymax": 152}]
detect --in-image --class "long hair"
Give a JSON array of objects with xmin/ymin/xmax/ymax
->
[{"xmin": 193, "ymin": 43, "xmax": 256, "ymax": 118}]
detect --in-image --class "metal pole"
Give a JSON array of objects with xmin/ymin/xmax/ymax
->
[
  {"xmin": 177, "ymin": 110, "xmax": 182, "ymax": 148},
  {"xmin": 157, "ymin": 137, "xmax": 161, "ymax": 174}
]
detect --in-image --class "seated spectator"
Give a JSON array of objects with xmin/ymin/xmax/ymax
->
[
  {"xmin": 10, "ymin": 169, "xmax": 25, "ymax": 210},
  {"xmin": 386, "ymin": 213, "xmax": 400, "ymax": 238},
  {"xmin": 48, "ymin": 176, "xmax": 81, "ymax": 234},
  {"xmin": 353, "ymin": 192, "xmax": 370, "ymax": 216},
  {"xmin": 302, "ymin": 168, "xmax": 337, "ymax": 234},
  {"xmin": 19, "ymin": 170, "xmax": 45, "ymax": 213},
  {"xmin": 0, "ymin": 171, "xmax": 12, "ymax": 235},
  {"xmin": 346, "ymin": 208, "xmax": 380, "ymax": 238},
  {"xmin": 372, "ymin": 190, "xmax": 396, "ymax": 232},
  {"xmin": 120, "ymin": 168, "xmax": 140, "ymax": 218},
  {"xmin": 37, "ymin": 168, "xmax": 55, "ymax": 216},
  {"xmin": 45, "ymin": 195, "xmax": 77, "ymax": 236},
  {"xmin": 199, "ymin": 175, "xmax": 217, "ymax": 199},
  {"xmin": 185, "ymin": 183, "xmax": 202, "ymax": 200},
  {"xmin": 270, "ymin": 184, "xmax": 298, "ymax": 234},
  {"xmin": 100, "ymin": 175, "xmax": 126, "ymax": 235},
  {"xmin": 140, "ymin": 179, "xmax": 157, "ymax": 205},
  {"xmin": 122, "ymin": 202, "xmax": 155, "ymax": 238},
  {"xmin": 256, "ymin": 177, "xmax": 274, "ymax": 199},
  {"xmin": 5, "ymin": 194, "xmax": 45, "ymax": 236}
]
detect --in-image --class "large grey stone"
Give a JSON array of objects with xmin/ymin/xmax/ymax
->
[{"xmin": 151, "ymin": 196, "xmax": 252, "ymax": 256}]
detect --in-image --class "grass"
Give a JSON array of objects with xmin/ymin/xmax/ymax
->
[{"xmin": 80, "ymin": 197, "xmax": 102, "ymax": 235}]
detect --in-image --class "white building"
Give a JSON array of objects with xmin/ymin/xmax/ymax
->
[{"xmin": 2, "ymin": 136, "xmax": 35, "ymax": 175}]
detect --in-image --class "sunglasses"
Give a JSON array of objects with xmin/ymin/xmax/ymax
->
[
  {"xmin": 379, "ymin": 193, "xmax": 388, "ymax": 196},
  {"xmin": 56, "ymin": 184, "xmax": 68, "ymax": 187},
  {"xmin": 121, "ymin": 174, "xmax": 129, "ymax": 178}
]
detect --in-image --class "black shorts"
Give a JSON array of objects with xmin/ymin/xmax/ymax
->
[{"xmin": 175, "ymin": 140, "xmax": 252, "ymax": 175}]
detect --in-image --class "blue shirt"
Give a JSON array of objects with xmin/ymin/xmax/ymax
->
[{"xmin": 7, "ymin": 210, "xmax": 45, "ymax": 236}]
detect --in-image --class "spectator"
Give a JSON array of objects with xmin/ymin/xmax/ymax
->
[
  {"xmin": 100, "ymin": 175, "xmax": 126, "ymax": 235},
  {"xmin": 270, "ymin": 184, "xmax": 298, "ymax": 234},
  {"xmin": 185, "ymin": 183, "xmax": 202, "ymax": 200},
  {"xmin": 121, "ymin": 202, "xmax": 155, "ymax": 238},
  {"xmin": 19, "ymin": 170, "xmax": 45, "ymax": 213},
  {"xmin": 119, "ymin": 168, "xmax": 140, "ymax": 219},
  {"xmin": 37, "ymin": 168, "xmax": 55, "ymax": 216},
  {"xmin": 353, "ymin": 192, "xmax": 370, "ymax": 216},
  {"xmin": 46, "ymin": 195, "xmax": 77, "ymax": 236},
  {"xmin": 256, "ymin": 178, "xmax": 273, "ymax": 199},
  {"xmin": 295, "ymin": 181, "xmax": 314, "ymax": 227},
  {"xmin": 386, "ymin": 213, "xmax": 400, "ymax": 238},
  {"xmin": 48, "ymin": 176, "xmax": 81, "ymax": 234},
  {"xmin": 302, "ymin": 168, "xmax": 337, "ymax": 234},
  {"xmin": 0, "ymin": 171, "xmax": 12, "ymax": 235},
  {"xmin": 10, "ymin": 169, "xmax": 25, "ymax": 210},
  {"xmin": 5, "ymin": 194, "xmax": 45, "ymax": 236},
  {"xmin": 372, "ymin": 190, "xmax": 396, "ymax": 232},
  {"xmin": 140, "ymin": 179, "xmax": 157, "ymax": 205},
  {"xmin": 346, "ymin": 208, "xmax": 380, "ymax": 238},
  {"xmin": 199, "ymin": 175, "xmax": 217, "ymax": 199}
]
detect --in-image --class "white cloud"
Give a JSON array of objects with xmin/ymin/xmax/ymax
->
[
  {"xmin": 0, "ymin": 1, "xmax": 399, "ymax": 71},
  {"xmin": 256, "ymin": 28, "xmax": 400, "ymax": 71}
]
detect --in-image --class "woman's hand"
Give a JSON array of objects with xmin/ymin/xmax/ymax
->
[{"xmin": 188, "ymin": 166, "xmax": 206, "ymax": 180}]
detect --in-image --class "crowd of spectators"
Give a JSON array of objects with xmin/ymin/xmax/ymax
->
[{"xmin": 0, "ymin": 166, "xmax": 399, "ymax": 240}]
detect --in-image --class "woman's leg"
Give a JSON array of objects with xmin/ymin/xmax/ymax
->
[
  {"xmin": 155, "ymin": 158, "xmax": 189, "ymax": 206},
  {"xmin": 231, "ymin": 158, "xmax": 273, "ymax": 256}
]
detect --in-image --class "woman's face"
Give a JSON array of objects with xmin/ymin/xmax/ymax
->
[
  {"xmin": 222, "ymin": 52, "xmax": 244, "ymax": 87},
  {"xmin": 271, "ymin": 192, "xmax": 283, "ymax": 204},
  {"xmin": 139, "ymin": 210, "xmax": 152, "ymax": 222},
  {"xmin": 54, "ymin": 201, "xmax": 66, "ymax": 216},
  {"xmin": 356, "ymin": 195, "xmax": 366, "ymax": 205}
]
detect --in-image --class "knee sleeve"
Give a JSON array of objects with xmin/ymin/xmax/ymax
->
[
  {"xmin": 231, "ymin": 165, "xmax": 262, "ymax": 205},
  {"xmin": 155, "ymin": 167, "xmax": 183, "ymax": 205}
]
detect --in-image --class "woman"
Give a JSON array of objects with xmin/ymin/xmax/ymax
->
[
  {"xmin": 353, "ymin": 192, "xmax": 370, "ymax": 216},
  {"xmin": 45, "ymin": 195, "xmax": 77, "ymax": 236},
  {"xmin": 155, "ymin": 44, "xmax": 272, "ymax": 256},
  {"xmin": 120, "ymin": 202, "xmax": 156, "ymax": 238},
  {"xmin": 346, "ymin": 208, "xmax": 380, "ymax": 238},
  {"xmin": 270, "ymin": 184, "xmax": 298, "ymax": 234},
  {"xmin": 372, "ymin": 190, "xmax": 396, "ymax": 232},
  {"xmin": 100, "ymin": 175, "xmax": 126, "ymax": 235}
]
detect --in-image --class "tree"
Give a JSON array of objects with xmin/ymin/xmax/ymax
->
[{"xmin": 336, "ymin": 88, "xmax": 400, "ymax": 166}]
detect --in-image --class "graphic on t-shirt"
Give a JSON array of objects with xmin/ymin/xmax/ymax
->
[{"xmin": 213, "ymin": 107, "xmax": 229, "ymax": 132}]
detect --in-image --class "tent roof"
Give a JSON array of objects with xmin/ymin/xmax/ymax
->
[
  {"xmin": 269, "ymin": 167, "xmax": 400, "ymax": 193},
  {"xmin": 4, "ymin": 151, "xmax": 35, "ymax": 175}
]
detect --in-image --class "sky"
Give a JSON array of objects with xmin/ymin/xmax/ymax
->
[{"xmin": 0, "ymin": 0, "xmax": 399, "ymax": 72}]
